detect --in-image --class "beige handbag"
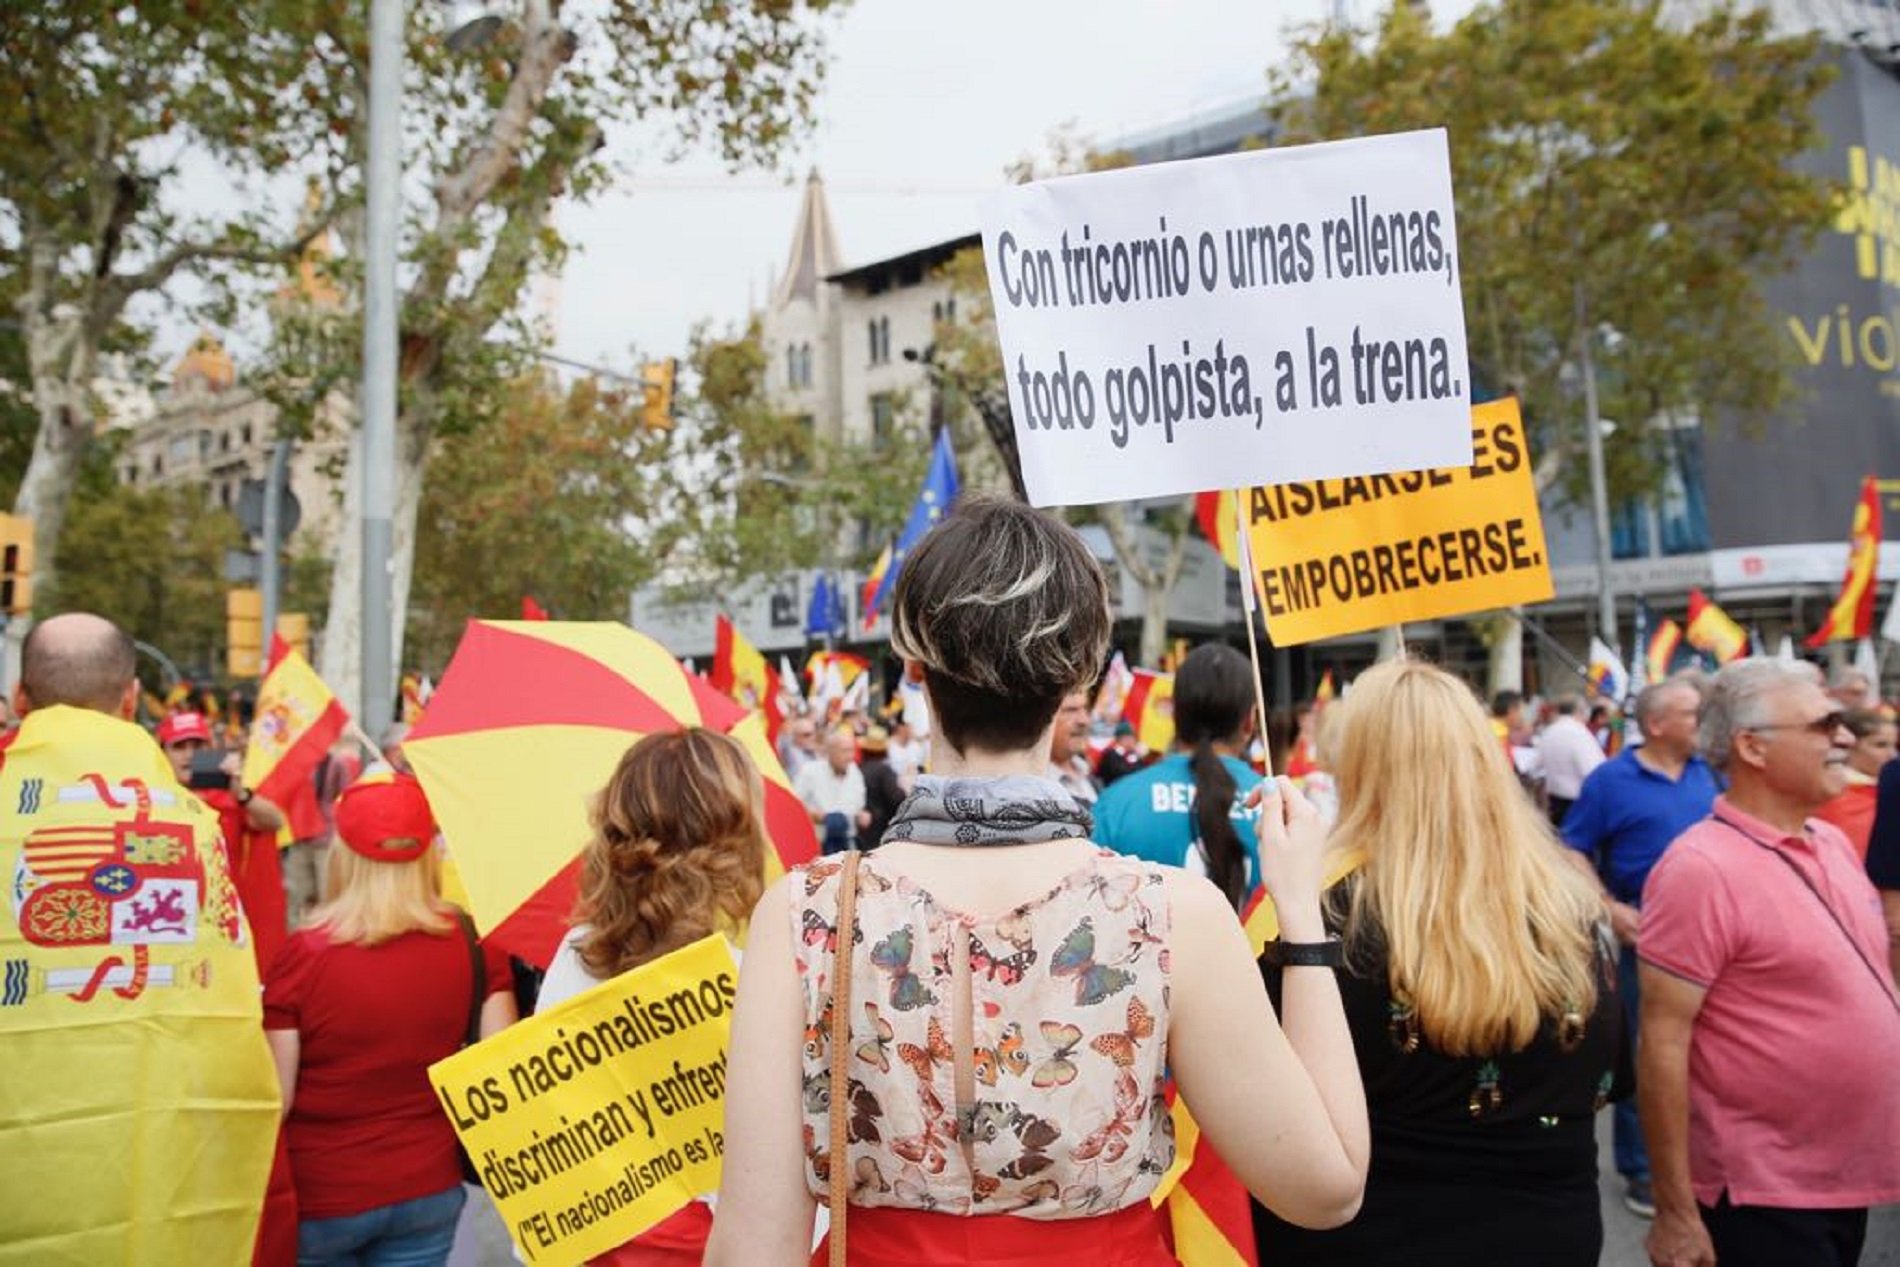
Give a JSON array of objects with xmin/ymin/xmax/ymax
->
[{"xmin": 827, "ymin": 850, "xmax": 863, "ymax": 1267}]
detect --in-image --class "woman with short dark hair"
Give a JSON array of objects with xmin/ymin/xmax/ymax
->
[{"xmin": 708, "ymin": 495, "xmax": 1368, "ymax": 1266}]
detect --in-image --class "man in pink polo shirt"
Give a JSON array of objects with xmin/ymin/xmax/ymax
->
[{"xmin": 1640, "ymin": 659, "xmax": 1900, "ymax": 1267}]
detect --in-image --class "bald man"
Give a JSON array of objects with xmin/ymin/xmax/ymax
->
[
  {"xmin": 9, "ymin": 611, "xmax": 140, "ymax": 723},
  {"xmin": 1, "ymin": 613, "xmax": 282, "ymax": 1260}
]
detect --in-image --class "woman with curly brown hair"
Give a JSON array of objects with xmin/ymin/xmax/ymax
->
[{"xmin": 535, "ymin": 726, "xmax": 770, "ymax": 1265}]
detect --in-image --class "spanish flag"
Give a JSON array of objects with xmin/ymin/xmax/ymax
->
[
  {"xmin": 1123, "ymin": 669, "xmax": 1176, "ymax": 753},
  {"xmin": 711, "ymin": 614, "xmax": 785, "ymax": 745},
  {"xmin": 1686, "ymin": 589, "xmax": 1747, "ymax": 665},
  {"xmin": 1315, "ymin": 668, "xmax": 1337, "ymax": 705},
  {"xmin": 1806, "ymin": 476, "xmax": 1882, "ymax": 648},
  {"xmin": 0, "ymin": 706, "xmax": 281, "ymax": 1261},
  {"xmin": 243, "ymin": 635, "xmax": 350, "ymax": 841},
  {"xmin": 1196, "ymin": 490, "xmax": 1242, "ymax": 571}
]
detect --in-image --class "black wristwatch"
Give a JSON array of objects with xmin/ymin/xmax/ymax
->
[{"xmin": 1263, "ymin": 936, "xmax": 1344, "ymax": 968}]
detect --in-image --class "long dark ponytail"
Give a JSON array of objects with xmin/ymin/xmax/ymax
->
[{"xmin": 1174, "ymin": 644, "xmax": 1256, "ymax": 911}]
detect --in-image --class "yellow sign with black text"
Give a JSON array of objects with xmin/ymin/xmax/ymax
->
[
  {"xmin": 429, "ymin": 935, "xmax": 737, "ymax": 1266},
  {"xmin": 1244, "ymin": 397, "xmax": 1551, "ymax": 644}
]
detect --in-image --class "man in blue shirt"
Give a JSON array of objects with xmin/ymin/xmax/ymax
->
[{"xmin": 1561, "ymin": 675, "xmax": 1718, "ymax": 1218}]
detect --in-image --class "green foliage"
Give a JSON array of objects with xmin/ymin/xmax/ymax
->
[
  {"xmin": 40, "ymin": 455, "xmax": 244, "ymax": 681},
  {"xmin": 1276, "ymin": 0, "xmax": 1839, "ymax": 503},
  {"xmin": 667, "ymin": 321, "xmax": 932, "ymax": 591},
  {"xmin": 406, "ymin": 371, "xmax": 674, "ymax": 668}
]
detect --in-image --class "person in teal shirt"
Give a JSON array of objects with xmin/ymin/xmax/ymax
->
[{"xmin": 1093, "ymin": 643, "xmax": 1263, "ymax": 910}]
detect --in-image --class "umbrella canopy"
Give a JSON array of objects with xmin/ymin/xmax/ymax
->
[{"xmin": 407, "ymin": 620, "xmax": 818, "ymax": 966}]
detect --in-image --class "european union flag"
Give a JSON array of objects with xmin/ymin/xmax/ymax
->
[
  {"xmin": 806, "ymin": 572, "xmax": 846, "ymax": 639},
  {"xmin": 863, "ymin": 428, "xmax": 960, "ymax": 627}
]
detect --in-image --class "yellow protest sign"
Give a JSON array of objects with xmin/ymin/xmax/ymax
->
[
  {"xmin": 430, "ymin": 934, "xmax": 737, "ymax": 1265},
  {"xmin": 1244, "ymin": 396, "xmax": 1551, "ymax": 644}
]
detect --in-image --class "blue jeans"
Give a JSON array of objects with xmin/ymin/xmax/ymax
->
[
  {"xmin": 1614, "ymin": 944, "xmax": 1650, "ymax": 1182},
  {"xmin": 298, "ymin": 1185, "xmax": 466, "ymax": 1267}
]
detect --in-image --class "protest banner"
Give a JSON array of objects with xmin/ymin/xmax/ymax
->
[
  {"xmin": 429, "ymin": 935, "xmax": 737, "ymax": 1265},
  {"xmin": 1243, "ymin": 397, "xmax": 1552, "ymax": 644},
  {"xmin": 980, "ymin": 129, "xmax": 1472, "ymax": 508}
]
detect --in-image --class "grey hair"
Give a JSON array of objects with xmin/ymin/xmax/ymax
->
[
  {"xmin": 1699, "ymin": 658, "xmax": 1816, "ymax": 772},
  {"xmin": 1551, "ymin": 694, "xmax": 1584, "ymax": 717},
  {"xmin": 1632, "ymin": 678, "xmax": 1694, "ymax": 733}
]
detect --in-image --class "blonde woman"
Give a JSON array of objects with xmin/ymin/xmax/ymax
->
[
  {"xmin": 1252, "ymin": 659, "xmax": 1625, "ymax": 1265},
  {"xmin": 709, "ymin": 496, "xmax": 1367, "ymax": 1267},
  {"xmin": 263, "ymin": 773, "xmax": 517, "ymax": 1267},
  {"xmin": 535, "ymin": 728, "xmax": 769, "ymax": 1265}
]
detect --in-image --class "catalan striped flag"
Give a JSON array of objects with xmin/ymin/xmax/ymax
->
[{"xmin": 1806, "ymin": 476, "xmax": 1882, "ymax": 648}]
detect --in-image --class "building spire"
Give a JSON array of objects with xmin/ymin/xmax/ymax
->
[{"xmin": 772, "ymin": 169, "xmax": 842, "ymax": 310}]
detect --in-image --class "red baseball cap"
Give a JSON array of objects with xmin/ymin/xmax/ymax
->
[
  {"xmin": 157, "ymin": 712, "xmax": 212, "ymax": 747},
  {"xmin": 334, "ymin": 771, "xmax": 437, "ymax": 862}
]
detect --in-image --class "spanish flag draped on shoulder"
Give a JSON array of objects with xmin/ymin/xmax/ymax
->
[
  {"xmin": 243, "ymin": 633, "xmax": 351, "ymax": 842},
  {"xmin": 0, "ymin": 706, "xmax": 281, "ymax": 1264}
]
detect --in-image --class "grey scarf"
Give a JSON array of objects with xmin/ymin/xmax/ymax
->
[{"xmin": 880, "ymin": 773, "xmax": 1093, "ymax": 847}]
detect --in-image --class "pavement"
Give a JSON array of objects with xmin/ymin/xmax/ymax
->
[{"xmin": 450, "ymin": 1109, "xmax": 1899, "ymax": 1265}]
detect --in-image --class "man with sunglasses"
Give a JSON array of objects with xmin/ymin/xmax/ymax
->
[
  {"xmin": 1640, "ymin": 660, "xmax": 1900, "ymax": 1267},
  {"xmin": 1560, "ymin": 675, "xmax": 1719, "ymax": 1217}
]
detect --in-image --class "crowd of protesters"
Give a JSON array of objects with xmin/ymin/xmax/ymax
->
[{"xmin": 6, "ymin": 503, "xmax": 1899, "ymax": 1267}]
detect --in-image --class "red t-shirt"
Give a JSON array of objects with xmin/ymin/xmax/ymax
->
[
  {"xmin": 263, "ymin": 921, "xmax": 511, "ymax": 1218},
  {"xmin": 1815, "ymin": 781, "xmax": 1879, "ymax": 861},
  {"xmin": 202, "ymin": 788, "xmax": 289, "ymax": 976}
]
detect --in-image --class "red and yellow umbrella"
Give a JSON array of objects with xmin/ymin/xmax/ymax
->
[{"xmin": 407, "ymin": 620, "xmax": 818, "ymax": 966}]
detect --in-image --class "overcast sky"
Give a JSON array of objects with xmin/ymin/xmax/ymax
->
[{"xmin": 545, "ymin": 0, "xmax": 1474, "ymax": 372}]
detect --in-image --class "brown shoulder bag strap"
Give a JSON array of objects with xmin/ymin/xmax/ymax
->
[{"xmin": 827, "ymin": 851, "xmax": 862, "ymax": 1267}]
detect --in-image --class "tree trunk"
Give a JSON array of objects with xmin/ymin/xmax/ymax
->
[
  {"xmin": 14, "ymin": 387, "xmax": 92, "ymax": 603},
  {"xmin": 1489, "ymin": 615, "xmax": 1524, "ymax": 696},
  {"xmin": 1097, "ymin": 499, "xmax": 1190, "ymax": 670}
]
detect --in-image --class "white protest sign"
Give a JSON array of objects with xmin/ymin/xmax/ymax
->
[{"xmin": 980, "ymin": 129, "xmax": 1473, "ymax": 508}]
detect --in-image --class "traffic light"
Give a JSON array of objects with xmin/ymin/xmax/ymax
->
[
  {"xmin": 0, "ymin": 514, "xmax": 34, "ymax": 618},
  {"xmin": 275, "ymin": 612, "xmax": 311, "ymax": 663},
  {"xmin": 641, "ymin": 358, "xmax": 678, "ymax": 431},
  {"xmin": 227, "ymin": 588, "xmax": 264, "ymax": 679}
]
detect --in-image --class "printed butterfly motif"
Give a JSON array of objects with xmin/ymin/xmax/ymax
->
[
  {"xmin": 852, "ymin": 1156, "xmax": 891, "ymax": 1199},
  {"xmin": 1084, "ymin": 870, "xmax": 1142, "ymax": 911},
  {"xmin": 1060, "ymin": 1161, "xmax": 1110, "ymax": 1213},
  {"xmin": 970, "ymin": 1171, "xmax": 1002, "ymax": 1203},
  {"xmin": 849, "ymin": 1080, "xmax": 884, "ymax": 1143},
  {"xmin": 800, "ymin": 907, "xmax": 837, "ymax": 953},
  {"xmin": 1073, "ymin": 1069, "xmax": 1146, "ymax": 1164},
  {"xmin": 870, "ymin": 926, "xmax": 938, "ymax": 1011},
  {"xmin": 1090, "ymin": 996, "xmax": 1157, "ymax": 1069},
  {"xmin": 802, "ymin": 994, "xmax": 832, "ymax": 1063},
  {"xmin": 1015, "ymin": 1177, "xmax": 1061, "ymax": 1206},
  {"xmin": 1032, "ymin": 1021, "xmax": 1084, "ymax": 1089},
  {"xmin": 892, "ymin": 1163, "xmax": 942, "ymax": 1212},
  {"xmin": 969, "ymin": 932, "xmax": 1038, "ymax": 986},
  {"xmin": 897, "ymin": 1015, "xmax": 954, "ymax": 1083},
  {"xmin": 891, "ymin": 1084, "xmax": 953, "ymax": 1174},
  {"xmin": 1050, "ymin": 916, "xmax": 1135, "ymax": 1007},
  {"xmin": 973, "ymin": 1021, "xmax": 1030, "ymax": 1085},
  {"xmin": 804, "ymin": 1123, "xmax": 829, "ymax": 1184},
  {"xmin": 856, "ymin": 1002, "xmax": 894, "ymax": 1073}
]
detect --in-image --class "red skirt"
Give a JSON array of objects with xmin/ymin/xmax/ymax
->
[
  {"xmin": 814, "ymin": 1199, "xmax": 1177, "ymax": 1267},
  {"xmin": 587, "ymin": 1200, "xmax": 713, "ymax": 1266}
]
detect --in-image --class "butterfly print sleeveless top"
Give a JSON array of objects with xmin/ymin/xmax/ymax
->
[{"xmin": 791, "ymin": 849, "xmax": 1175, "ymax": 1219}]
